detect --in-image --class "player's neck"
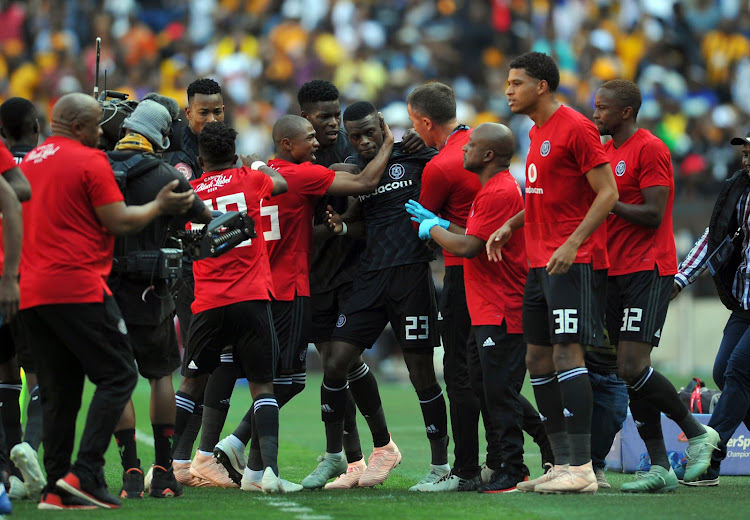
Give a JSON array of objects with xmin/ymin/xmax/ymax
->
[
  {"xmin": 529, "ymin": 98, "xmax": 561, "ymax": 127},
  {"xmin": 435, "ymin": 120, "xmax": 460, "ymax": 149},
  {"xmin": 610, "ymin": 124, "xmax": 638, "ymax": 148},
  {"xmin": 479, "ymin": 164, "xmax": 508, "ymax": 186},
  {"xmin": 203, "ymin": 161, "xmax": 234, "ymax": 172},
  {"xmin": 275, "ymin": 150, "xmax": 298, "ymax": 163}
]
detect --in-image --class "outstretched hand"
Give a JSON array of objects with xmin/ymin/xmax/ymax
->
[
  {"xmin": 405, "ymin": 199, "xmax": 437, "ymax": 224},
  {"xmin": 486, "ymin": 224, "xmax": 513, "ymax": 262},
  {"xmin": 325, "ymin": 204, "xmax": 343, "ymax": 234},
  {"xmin": 156, "ymin": 179, "xmax": 195, "ymax": 215}
]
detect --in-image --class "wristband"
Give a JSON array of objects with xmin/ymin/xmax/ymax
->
[
  {"xmin": 339, "ymin": 221, "xmax": 348, "ymax": 235},
  {"xmin": 251, "ymin": 161, "xmax": 266, "ymax": 170}
]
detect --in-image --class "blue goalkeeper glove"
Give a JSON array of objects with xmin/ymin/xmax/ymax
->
[
  {"xmin": 405, "ymin": 199, "xmax": 449, "ymax": 229},
  {"xmin": 418, "ymin": 218, "xmax": 440, "ymax": 240}
]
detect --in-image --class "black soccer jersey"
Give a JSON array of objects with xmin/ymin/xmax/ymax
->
[
  {"xmin": 348, "ymin": 143, "xmax": 437, "ymax": 272},
  {"xmin": 310, "ymin": 131, "xmax": 362, "ymax": 293}
]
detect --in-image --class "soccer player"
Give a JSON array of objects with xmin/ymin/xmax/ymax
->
[
  {"xmin": 408, "ymin": 122, "xmax": 530, "ymax": 493},
  {"xmin": 671, "ymin": 132, "xmax": 750, "ymax": 486},
  {"xmin": 593, "ymin": 79, "xmax": 718, "ymax": 492},
  {"xmin": 486, "ymin": 52, "xmax": 618, "ymax": 494},
  {"xmin": 315, "ymin": 101, "xmax": 445, "ymax": 490},
  {"xmin": 213, "ymin": 113, "xmax": 395, "ymax": 491},
  {"xmin": 184, "ymin": 121, "xmax": 292, "ymax": 493},
  {"xmin": 405, "ymin": 81, "xmax": 483, "ymax": 489}
]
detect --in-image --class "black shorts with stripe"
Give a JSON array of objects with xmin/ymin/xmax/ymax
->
[
  {"xmin": 331, "ymin": 262, "xmax": 439, "ymax": 351},
  {"xmin": 272, "ymin": 295, "xmax": 311, "ymax": 372},
  {"xmin": 308, "ymin": 283, "xmax": 353, "ymax": 344},
  {"xmin": 523, "ymin": 264, "xmax": 607, "ymax": 347},
  {"xmin": 183, "ymin": 300, "xmax": 278, "ymax": 383},
  {"xmin": 606, "ymin": 268, "xmax": 673, "ymax": 347}
]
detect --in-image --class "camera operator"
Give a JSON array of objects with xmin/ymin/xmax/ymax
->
[
  {"xmin": 18, "ymin": 93, "xmax": 196, "ymax": 510},
  {"xmin": 107, "ymin": 99, "xmax": 212, "ymax": 500}
]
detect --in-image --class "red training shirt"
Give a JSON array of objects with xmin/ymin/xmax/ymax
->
[
  {"xmin": 0, "ymin": 142, "xmax": 19, "ymax": 274},
  {"xmin": 464, "ymin": 171, "xmax": 527, "ymax": 332},
  {"xmin": 418, "ymin": 127, "xmax": 481, "ymax": 267},
  {"xmin": 605, "ymin": 128, "xmax": 677, "ymax": 276},
  {"xmin": 20, "ymin": 136, "xmax": 124, "ymax": 308},
  {"xmin": 524, "ymin": 105, "xmax": 610, "ymax": 269},
  {"xmin": 190, "ymin": 166, "xmax": 275, "ymax": 313},
  {"xmin": 264, "ymin": 159, "xmax": 335, "ymax": 301}
]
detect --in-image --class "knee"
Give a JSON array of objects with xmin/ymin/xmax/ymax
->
[
  {"xmin": 617, "ymin": 357, "xmax": 647, "ymax": 385},
  {"xmin": 403, "ymin": 353, "xmax": 437, "ymax": 390}
]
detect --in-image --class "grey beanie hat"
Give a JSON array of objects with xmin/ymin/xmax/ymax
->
[{"xmin": 122, "ymin": 99, "xmax": 171, "ymax": 151}]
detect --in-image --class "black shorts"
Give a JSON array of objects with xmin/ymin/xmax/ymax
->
[
  {"xmin": 13, "ymin": 314, "xmax": 35, "ymax": 372},
  {"xmin": 183, "ymin": 300, "xmax": 278, "ymax": 383},
  {"xmin": 523, "ymin": 264, "xmax": 607, "ymax": 347},
  {"xmin": 331, "ymin": 263, "xmax": 439, "ymax": 350},
  {"xmin": 606, "ymin": 269, "xmax": 673, "ymax": 347},
  {"xmin": 272, "ymin": 296, "xmax": 311, "ymax": 372},
  {"xmin": 0, "ymin": 322, "xmax": 15, "ymax": 364},
  {"xmin": 128, "ymin": 317, "xmax": 181, "ymax": 379},
  {"xmin": 309, "ymin": 282, "xmax": 353, "ymax": 344}
]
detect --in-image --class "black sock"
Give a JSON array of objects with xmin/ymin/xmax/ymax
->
[
  {"xmin": 530, "ymin": 372, "xmax": 568, "ymax": 465},
  {"xmin": 198, "ymin": 364, "xmax": 236, "ymax": 452},
  {"xmin": 24, "ymin": 384, "xmax": 43, "ymax": 451},
  {"xmin": 173, "ymin": 391, "xmax": 202, "ymax": 460},
  {"xmin": 274, "ymin": 373, "xmax": 306, "ymax": 408},
  {"xmin": 343, "ymin": 391, "xmax": 363, "ymax": 463},
  {"xmin": 520, "ymin": 393, "xmax": 554, "ymax": 466},
  {"xmin": 233, "ymin": 409, "xmax": 254, "ymax": 446},
  {"xmin": 630, "ymin": 366, "xmax": 705, "ymax": 439},
  {"xmin": 0, "ymin": 381, "xmax": 22, "ymax": 451},
  {"xmin": 321, "ymin": 378, "xmax": 348, "ymax": 454},
  {"xmin": 416, "ymin": 384, "xmax": 448, "ymax": 465},
  {"xmin": 629, "ymin": 382, "xmax": 669, "ymax": 469},
  {"xmin": 348, "ymin": 364, "xmax": 390, "ymax": 447},
  {"xmin": 557, "ymin": 368, "xmax": 592, "ymax": 466},
  {"xmin": 152, "ymin": 424, "xmax": 174, "ymax": 468},
  {"xmin": 253, "ymin": 394, "xmax": 279, "ymax": 475},
  {"xmin": 114, "ymin": 428, "xmax": 139, "ymax": 470}
]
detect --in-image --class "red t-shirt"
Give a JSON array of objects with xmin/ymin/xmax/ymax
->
[
  {"xmin": 264, "ymin": 159, "xmax": 335, "ymax": 301},
  {"xmin": 418, "ymin": 128, "xmax": 481, "ymax": 267},
  {"xmin": 524, "ymin": 105, "xmax": 610, "ymax": 269},
  {"xmin": 464, "ymin": 172, "xmax": 527, "ymax": 331},
  {"xmin": 0, "ymin": 142, "xmax": 19, "ymax": 274},
  {"xmin": 605, "ymin": 129, "xmax": 677, "ymax": 276},
  {"xmin": 190, "ymin": 166, "xmax": 275, "ymax": 313},
  {"xmin": 19, "ymin": 136, "xmax": 124, "ymax": 308}
]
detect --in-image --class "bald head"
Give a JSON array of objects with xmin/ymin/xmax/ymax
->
[
  {"xmin": 272, "ymin": 114, "xmax": 312, "ymax": 144},
  {"xmin": 51, "ymin": 93, "xmax": 103, "ymax": 147},
  {"xmin": 462, "ymin": 123, "xmax": 514, "ymax": 176}
]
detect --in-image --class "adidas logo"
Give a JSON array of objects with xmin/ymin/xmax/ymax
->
[
  {"xmin": 321, "ymin": 404, "xmax": 334, "ymax": 413},
  {"xmin": 563, "ymin": 408, "xmax": 574, "ymax": 418},
  {"xmin": 425, "ymin": 424, "xmax": 439, "ymax": 434},
  {"xmin": 220, "ymin": 398, "xmax": 231, "ymax": 405},
  {"xmin": 188, "ymin": 360, "xmax": 198, "ymax": 370},
  {"xmin": 655, "ymin": 329, "xmax": 662, "ymax": 338},
  {"xmin": 539, "ymin": 413, "xmax": 547, "ymax": 422},
  {"xmin": 634, "ymin": 420, "xmax": 645, "ymax": 428},
  {"xmin": 482, "ymin": 337, "xmax": 495, "ymax": 347},
  {"xmin": 437, "ymin": 312, "xmax": 443, "ymax": 321}
]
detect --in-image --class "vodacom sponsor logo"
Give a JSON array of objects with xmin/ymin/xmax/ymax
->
[{"xmin": 526, "ymin": 163, "xmax": 543, "ymax": 195}]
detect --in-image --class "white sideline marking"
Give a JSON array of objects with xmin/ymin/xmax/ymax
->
[
  {"xmin": 135, "ymin": 428, "xmax": 155, "ymax": 447},
  {"xmin": 263, "ymin": 499, "xmax": 333, "ymax": 520}
]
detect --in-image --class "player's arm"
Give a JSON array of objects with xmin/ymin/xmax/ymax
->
[
  {"xmin": 96, "ymin": 179, "xmax": 196, "ymax": 235},
  {"xmin": 425, "ymin": 225, "xmax": 484, "ymax": 258},
  {"xmin": 326, "ymin": 203, "xmax": 365, "ymax": 239},
  {"xmin": 672, "ymin": 227, "xmax": 710, "ymax": 300},
  {"xmin": 611, "ymin": 185, "xmax": 668, "ymax": 228},
  {"xmin": 2, "ymin": 166, "xmax": 31, "ymax": 202},
  {"xmin": 486, "ymin": 209, "xmax": 524, "ymax": 262},
  {"xmin": 0, "ymin": 174, "xmax": 21, "ymax": 321},
  {"xmin": 241, "ymin": 154, "xmax": 288, "ymax": 195},
  {"xmin": 547, "ymin": 163, "xmax": 618, "ymax": 275},
  {"xmin": 405, "ymin": 199, "xmax": 464, "ymax": 234},
  {"xmin": 325, "ymin": 117, "xmax": 395, "ymax": 196}
]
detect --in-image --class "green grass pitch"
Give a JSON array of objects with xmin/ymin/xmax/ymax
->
[{"xmin": 11, "ymin": 372, "xmax": 748, "ymax": 519}]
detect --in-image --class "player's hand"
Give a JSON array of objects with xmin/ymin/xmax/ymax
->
[
  {"xmin": 240, "ymin": 153, "xmax": 263, "ymax": 167},
  {"xmin": 379, "ymin": 113, "xmax": 395, "ymax": 146},
  {"xmin": 0, "ymin": 276, "xmax": 19, "ymax": 323},
  {"xmin": 156, "ymin": 179, "xmax": 195, "ymax": 215},
  {"xmin": 405, "ymin": 199, "xmax": 438, "ymax": 224},
  {"xmin": 418, "ymin": 218, "xmax": 439, "ymax": 240},
  {"xmin": 401, "ymin": 128, "xmax": 426, "ymax": 154},
  {"xmin": 325, "ymin": 204, "xmax": 344, "ymax": 234},
  {"xmin": 486, "ymin": 224, "xmax": 513, "ymax": 262},
  {"xmin": 546, "ymin": 241, "xmax": 577, "ymax": 275},
  {"xmin": 670, "ymin": 281, "xmax": 682, "ymax": 300}
]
